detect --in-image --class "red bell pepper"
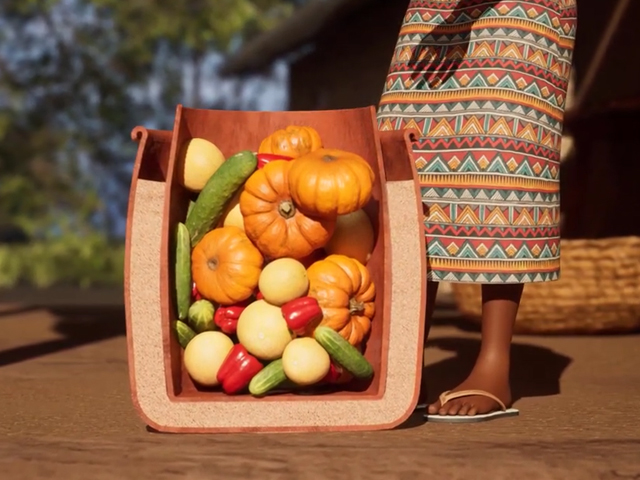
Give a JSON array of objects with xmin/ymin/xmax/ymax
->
[
  {"xmin": 321, "ymin": 362, "xmax": 342, "ymax": 384},
  {"xmin": 280, "ymin": 296, "xmax": 323, "ymax": 335},
  {"xmin": 257, "ymin": 153, "xmax": 293, "ymax": 169},
  {"xmin": 255, "ymin": 291, "xmax": 264, "ymax": 300},
  {"xmin": 321, "ymin": 362, "xmax": 353, "ymax": 385},
  {"xmin": 216, "ymin": 344, "xmax": 263, "ymax": 395},
  {"xmin": 214, "ymin": 304, "xmax": 246, "ymax": 335},
  {"xmin": 191, "ymin": 282, "xmax": 203, "ymax": 301}
]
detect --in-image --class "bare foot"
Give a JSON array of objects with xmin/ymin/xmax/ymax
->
[{"xmin": 427, "ymin": 359, "xmax": 512, "ymax": 416}]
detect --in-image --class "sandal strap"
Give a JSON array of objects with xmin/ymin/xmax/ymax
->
[{"xmin": 438, "ymin": 389, "xmax": 507, "ymax": 411}]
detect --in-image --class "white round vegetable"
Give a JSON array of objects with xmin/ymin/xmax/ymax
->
[
  {"xmin": 236, "ymin": 300, "xmax": 293, "ymax": 360},
  {"xmin": 325, "ymin": 209, "xmax": 375, "ymax": 264},
  {"xmin": 282, "ymin": 337, "xmax": 330, "ymax": 386},
  {"xmin": 220, "ymin": 191, "xmax": 244, "ymax": 231},
  {"xmin": 183, "ymin": 331, "xmax": 234, "ymax": 387},
  {"xmin": 258, "ymin": 258, "xmax": 309, "ymax": 306},
  {"xmin": 179, "ymin": 138, "xmax": 226, "ymax": 192}
]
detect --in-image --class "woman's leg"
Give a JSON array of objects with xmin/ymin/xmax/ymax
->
[
  {"xmin": 427, "ymin": 283, "xmax": 523, "ymax": 416},
  {"xmin": 417, "ymin": 281, "xmax": 440, "ymax": 405},
  {"xmin": 424, "ymin": 280, "xmax": 439, "ymax": 341}
]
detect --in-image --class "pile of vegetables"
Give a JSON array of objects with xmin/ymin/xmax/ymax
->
[{"xmin": 172, "ymin": 126, "xmax": 377, "ymax": 397}]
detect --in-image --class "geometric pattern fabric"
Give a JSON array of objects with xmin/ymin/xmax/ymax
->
[{"xmin": 378, "ymin": 0, "xmax": 578, "ymax": 283}]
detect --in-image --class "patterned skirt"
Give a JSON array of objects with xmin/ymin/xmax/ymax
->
[{"xmin": 378, "ymin": 0, "xmax": 577, "ymax": 284}]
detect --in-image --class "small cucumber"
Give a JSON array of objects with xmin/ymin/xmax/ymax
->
[
  {"xmin": 248, "ymin": 359, "xmax": 287, "ymax": 397},
  {"xmin": 314, "ymin": 326, "xmax": 374, "ymax": 379},
  {"xmin": 187, "ymin": 299, "xmax": 216, "ymax": 333},
  {"xmin": 172, "ymin": 320, "xmax": 196, "ymax": 349},
  {"xmin": 185, "ymin": 150, "xmax": 257, "ymax": 245},
  {"xmin": 175, "ymin": 222, "xmax": 192, "ymax": 320},
  {"xmin": 186, "ymin": 200, "xmax": 196, "ymax": 218}
]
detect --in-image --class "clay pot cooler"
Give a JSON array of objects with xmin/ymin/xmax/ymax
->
[{"xmin": 124, "ymin": 105, "xmax": 426, "ymax": 433}]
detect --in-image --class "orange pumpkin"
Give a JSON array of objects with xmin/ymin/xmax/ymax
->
[
  {"xmin": 240, "ymin": 160, "xmax": 335, "ymax": 259},
  {"xmin": 191, "ymin": 226, "xmax": 264, "ymax": 305},
  {"xmin": 306, "ymin": 254, "xmax": 375, "ymax": 346},
  {"xmin": 258, "ymin": 126, "xmax": 323, "ymax": 158},
  {"xmin": 288, "ymin": 148, "xmax": 375, "ymax": 218}
]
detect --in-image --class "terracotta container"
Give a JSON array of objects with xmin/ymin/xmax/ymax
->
[{"xmin": 124, "ymin": 105, "xmax": 426, "ymax": 433}]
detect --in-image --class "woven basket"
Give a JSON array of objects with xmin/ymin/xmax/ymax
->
[{"xmin": 450, "ymin": 237, "xmax": 640, "ymax": 334}]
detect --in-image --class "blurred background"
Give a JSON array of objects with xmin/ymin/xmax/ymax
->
[
  {"xmin": 2, "ymin": 4, "xmax": 640, "ymax": 465},
  {"xmin": 0, "ymin": 0, "xmax": 302, "ymax": 294},
  {"xmin": 0, "ymin": 0, "xmax": 638, "ymax": 299}
]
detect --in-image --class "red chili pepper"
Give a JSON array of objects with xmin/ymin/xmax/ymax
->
[
  {"xmin": 214, "ymin": 305, "xmax": 246, "ymax": 335},
  {"xmin": 191, "ymin": 283, "xmax": 203, "ymax": 301},
  {"xmin": 216, "ymin": 344, "xmax": 263, "ymax": 395},
  {"xmin": 257, "ymin": 153, "xmax": 293, "ymax": 169},
  {"xmin": 255, "ymin": 291, "xmax": 264, "ymax": 300},
  {"xmin": 280, "ymin": 296, "xmax": 323, "ymax": 335}
]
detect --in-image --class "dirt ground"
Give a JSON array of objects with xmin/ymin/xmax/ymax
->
[{"xmin": 0, "ymin": 296, "xmax": 639, "ymax": 480}]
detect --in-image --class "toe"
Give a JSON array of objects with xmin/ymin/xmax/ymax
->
[
  {"xmin": 446, "ymin": 402, "xmax": 462, "ymax": 416},
  {"xmin": 458, "ymin": 403, "xmax": 470, "ymax": 416},
  {"xmin": 467, "ymin": 405, "xmax": 479, "ymax": 416},
  {"xmin": 438, "ymin": 401, "xmax": 460, "ymax": 415},
  {"xmin": 428, "ymin": 402, "xmax": 441, "ymax": 414}
]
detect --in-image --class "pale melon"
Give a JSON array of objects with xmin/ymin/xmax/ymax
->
[
  {"xmin": 282, "ymin": 337, "xmax": 330, "ymax": 386},
  {"xmin": 258, "ymin": 258, "xmax": 309, "ymax": 306},
  {"xmin": 220, "ymin": 191, "xmax": 245, "ymax": 231},
  {"xmin": 236, "ymin": 300, "xmax": 293, "ymax": 360},
  {"xmin": 178, "ymin": 138, "xmax": 226, "ymax": 192},
  {"xmin": 183, "ymin": 331, "xmax": 234, "ymax": 387},
  {"xmin": 325, "ymin": 209, "xmax": 375, "ymax": 264}
]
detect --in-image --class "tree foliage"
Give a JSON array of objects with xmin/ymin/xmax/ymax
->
[{"xmin": 0, "ymin": 0, "xmax": 297, "ymax": 286}]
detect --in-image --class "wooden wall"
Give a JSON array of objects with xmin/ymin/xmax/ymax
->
[
  {"xmin": 289, "ymin": 0, "xmax": 405, "ymax": 110},
  {"xmin": 288, "ymin": 0, "xmax": 640, "ymax": 111}
]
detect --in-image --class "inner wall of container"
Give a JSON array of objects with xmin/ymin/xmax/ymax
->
[{"xmin": 164, "ymin": 106, "xmax": 388, "ymax": 400}]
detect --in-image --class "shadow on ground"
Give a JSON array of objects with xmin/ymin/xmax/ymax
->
[
  {"xmin": 0, "ymin": 306, "xmax": 126, "ymax": 368},
  {"xmin": 0, "ymin": 306, "xmax": 42, "ymax": 318},
  {"xmin": 423, "ymin": 336, "xmax": 573, "ymax": 403},
  {"xmin": 397, "ymin": 312, "xmax": 573, "ymax": 430},
  {"xmin": 0, "ymin": 303, "xmax": 572, "ymax": 433}
]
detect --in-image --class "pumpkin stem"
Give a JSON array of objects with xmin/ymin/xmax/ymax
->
[
  {"xmin": 278, "ymin": 200, "xmax": 296, "ymax": 219},
  {"xmin": 322, "ymin": 155, "xmax": 337, "ymax": 162},
  {"xmin": 207, "ymin": 258, "xmax": 218, "ymax": 271},
  {"xmin": 349, "ymin": 298, "xmax": 364, "ymax": 315}
]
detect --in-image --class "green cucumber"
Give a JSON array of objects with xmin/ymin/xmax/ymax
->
[
  {"xmin": 248, "ymin": 359, "xmax": 287, "ymax": 397},
  {"xmin": 185, "ymin": 150, "xmax": 257, "ymax": 245},
  {"xmin": 175, "ymin": 222, "xmax": 192, "ymax": 320},
  {"xmin": 314, "ymin": 326, "xmax": 374, "ymax": 379},
  {"xmin": 172, "ymin": 320, "xmax": 196, "ymax": 349},
  {"xmin": 186, "ymin": 200, "xmax": 196, "ymax": 218}
]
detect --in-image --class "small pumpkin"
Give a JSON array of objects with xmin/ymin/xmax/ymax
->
[
  {"xmin": 240, "ymin": 160, "xmax": 335, "ymax": 259},
  {"xmin": 258, "ymin": 126, "xmax": 323, "ymax": 158},
  {"xmin": 288, "ymin": 148, "xmax": 375, "ymax": 218},
  {"xmin": 306, "ymin": 254, "xmax": 375, "ymax": 346},
  {"xmin": 191, "ymin": 226, "xmax": 264, "ymax": 305}
]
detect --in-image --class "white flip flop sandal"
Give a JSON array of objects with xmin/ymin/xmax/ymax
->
[{"xmin": 424, "ymin": 389, "xmax": 519, "ymax": 423}]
